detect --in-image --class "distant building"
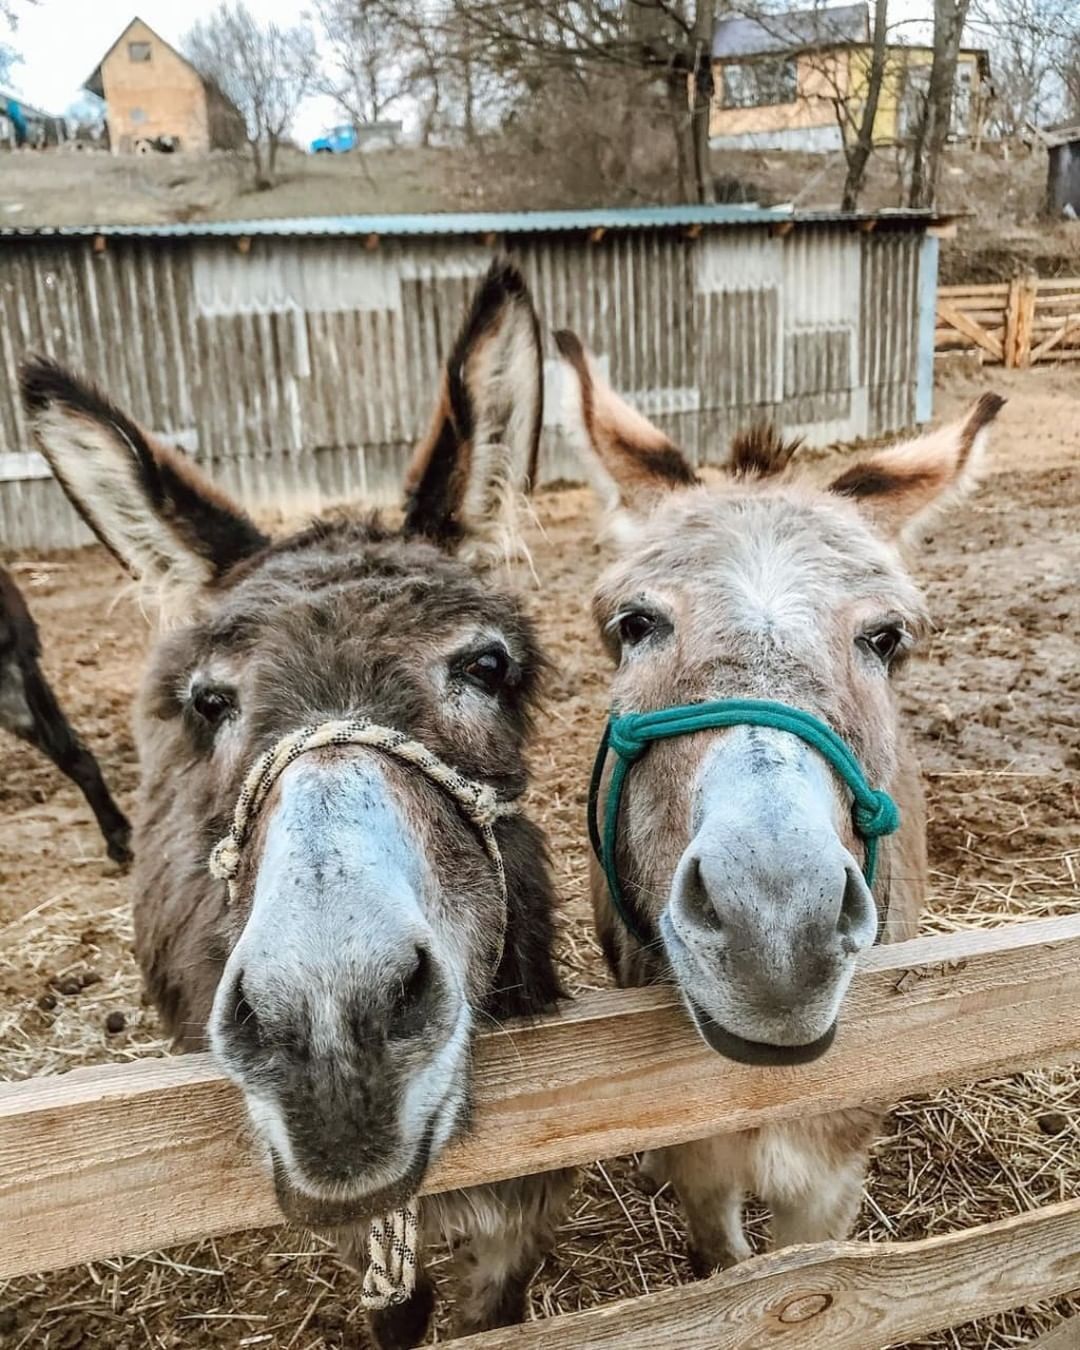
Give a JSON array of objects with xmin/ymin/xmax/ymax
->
[
  {"xmin": 84, "ymin": 16, "xmax": 244, "ymax": 155},
  {"xmin": 710, "ymin": 3, "xmax": 991, "ymax": 153},
  {"xmin": 1045, "ymin": 126, "xmax": 1080, "ymax": 218},
  {"xmin": 0, "ymin": 92, "xmax": 66, "ymax": 149}
]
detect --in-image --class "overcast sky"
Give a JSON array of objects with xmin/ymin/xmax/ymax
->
[{"xmin": 10, "ymin": 0, "xmax": 337, "ymax": 142}]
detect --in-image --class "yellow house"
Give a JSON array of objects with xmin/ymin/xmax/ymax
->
[
  {"xmin": 84, "ymin": 16, "xmax": 244, "ymax": 155},
  {"xmin": 709, "ymin": 4, "xmax": 991, "ymax": 152}
]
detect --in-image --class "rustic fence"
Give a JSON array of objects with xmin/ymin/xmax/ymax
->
[
  {"xmin": 936, "ymin": 275, "xmax": 1080, "ymax": 367},
  {"xmin": 3, "ymin": 915, "xmax": 1080, "ymax": 1347}
]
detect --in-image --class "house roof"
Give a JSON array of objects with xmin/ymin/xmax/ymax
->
[
  {"xmin": 1044, "ymin": 123, "xmax": 1080, "ymax": 149},
  {"xmin": 0, "ymin": 205, "xmax": 958, "ymax": 242},
  {"xmin": 0, "ymin": 90, "xmax": 54, "ymax": 122},
  {"xmin": 84, "ymin": 15, "xmax": 206, "ymax": 98},
  {"xmin": 712, "ymin": 4, "xmax": 869, "ymax": 60}
]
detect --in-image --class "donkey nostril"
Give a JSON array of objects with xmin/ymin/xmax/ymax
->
[
  {"xmin": 678, "ymin": 857, "xmax": 723, "ymax": 934},
  {"xmin": 228, "ymin": 972, "xmax": 261, "ymax": 1045},
  {"xmin": 389, "ymin": 946, "xmax": 434, "ymax": 1040},
  {"xmin": 837, "ymin": 869, "xmax": 875, "ymax": 949}
]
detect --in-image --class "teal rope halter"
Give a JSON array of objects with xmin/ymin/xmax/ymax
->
[{"xmin": 587, "ymin": 699, "xmax": 901, "ymax": 946}]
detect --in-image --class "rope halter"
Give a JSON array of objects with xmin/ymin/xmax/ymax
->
[
  {"xmin": 589, "ymin": 698, "xmax": 900, "ymax": 947},
  {"xmin": 208, "ymin": 715, "xmax": 521, "ymax": 1311},
  {"xmin": 209, "ymin": 716, "xmax": 518, "ymax": 904}
]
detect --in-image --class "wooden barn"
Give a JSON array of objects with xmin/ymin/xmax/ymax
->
[{"xmin": 0, "ymin": 205, "xmax": 951, "ymax": 549}]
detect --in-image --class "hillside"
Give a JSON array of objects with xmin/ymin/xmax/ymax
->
[{"xmin": 0, "ymin": 138, "xmax": 1076, "ymax": 283}]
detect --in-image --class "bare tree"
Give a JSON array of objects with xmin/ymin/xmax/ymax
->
[
  {"xmin": 185, "ymin": 2, "xmax": 317, "ymax": 189},
  {"xmin": 908, "ymin": 0, "xmax": 972, "ymax": 207},
  {"xmin": 0, "ymin": 0, "xmax": 36, "ymax": 91},
  {"xmin": 432, "ymin": 1, "xmax": 721, "ymax": 203},
  {"xmin": 839, "ymin": 0, "xmax": 889, "ymax": 210},
  {"xmin": 970, "ymin": 0, "xmax": 1078, "ymax": 137},
  {"xmin": 314, "ymin": 0, "xmax": 402, "ymax": 126}
]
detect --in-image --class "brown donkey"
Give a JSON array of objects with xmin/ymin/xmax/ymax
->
[
  {"xmin": 21, "ymin": 263, "xmax": 572, "ymax": 1349},
  {"xmin": 557, "ymin": 328, "xmax": 1002, "ymax": 1269}
]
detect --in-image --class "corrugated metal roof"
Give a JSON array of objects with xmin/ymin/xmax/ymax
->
[
  {"xmin": 0, "ymin": 205, "xmax": 948, "ymax": 241},
  {"xmin": 712, "ymin": 3, "xmax": 868, "ymax": 59}
]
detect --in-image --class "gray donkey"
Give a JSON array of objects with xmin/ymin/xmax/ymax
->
[
  {"xmin": 22, "ymin": 262, "xmax": 572, "ymax": 1349},
  {"xmin": 557, "ymin": 326, "xmax": 1001, "ymax": 1271}
]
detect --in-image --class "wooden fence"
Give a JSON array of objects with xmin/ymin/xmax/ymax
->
[
  {"xmin": 3, "ymin": 915, "xmax": 1080, "ymax": 1347},
  {"xmin": 936, "ymin": 275, "xmax": 1080, "ymax": 366}
]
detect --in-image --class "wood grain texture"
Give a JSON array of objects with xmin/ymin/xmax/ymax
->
[
  {"xmin": 446, "ymin": 1200, "xmax": 1080, "ymax": 1350},
  {"xmin": 4, "ymin": 916, "xmax": 1080, "ymax": 1278},
  {"xmin": 936, "ymin": 300, "xmax": 1005, "ymax": 360}
]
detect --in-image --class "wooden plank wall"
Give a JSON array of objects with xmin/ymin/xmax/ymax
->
[
  {"xmin": 0, "ymin": 225, "xmax": 930, "ymax": 550},
  {"xmin": 936, "ymin": 275, "xmax": 1080, "ymax": 366}
]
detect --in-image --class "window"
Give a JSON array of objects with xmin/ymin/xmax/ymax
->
[
  {"xmin": 128, "ymin": 41, "xmax": 151, "ymax": 62},
  {"xmin": 721, "ymin": 59, "xmax": 798, "ymax": 109}
]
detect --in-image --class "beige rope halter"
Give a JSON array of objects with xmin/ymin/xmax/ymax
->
[{"xmin": 208, "ymin": 716, "xmax": 519, "ymax": 1311}]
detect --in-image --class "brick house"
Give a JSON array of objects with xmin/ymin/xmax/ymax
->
[{"xmin": 84, "ymin": 16, "xmax": 244, "ymax": 155}]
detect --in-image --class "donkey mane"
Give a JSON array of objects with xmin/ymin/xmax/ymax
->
[{"xmin": 728, "ymin": 423, "xmax": 805, "ymax": 478}]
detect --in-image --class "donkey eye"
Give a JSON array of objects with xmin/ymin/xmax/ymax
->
[
  {"xmin": 191, "ymin": 684, "xmax": 237, "ymax": 727},
  {"xmin": 618, "ymin": 611, "xmax": 657, "ymax": 646},
  {"xmin": 860, "ymin": 626, "xmax": 905, "ymax": 666},
  {"xmin": 459, "ymin": 646, "xmax": 518, "ymax": 695}
]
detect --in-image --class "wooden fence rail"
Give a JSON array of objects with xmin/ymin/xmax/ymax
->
[
  {"xmin": 449, "ymin": 1199, "xmax": 1080, "ymax": 1349},
  {"xmin": 936, "ymin": 275, "xmax": 1080, "ymax": 366},
  {"xmin": 3, "ymin": 915, "xmax": 1080, "ymax": 1282}
]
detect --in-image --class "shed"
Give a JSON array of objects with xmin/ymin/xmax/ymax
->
[
  {"xmin": 0, "ymin": 206, "xmax": 950, "ymax": 550},
  {"xmin": 0, "ymin": 92, "xmax": 66, "ymax": 149},
  {"xmin": 1045, "ymin": 126, "xmax": 1080, "ymax": 218}
]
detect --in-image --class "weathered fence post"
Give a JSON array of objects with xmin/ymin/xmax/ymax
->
[{"xmin": 1004, "ymin": 273, "xmax": 1037, "ymax": 368}]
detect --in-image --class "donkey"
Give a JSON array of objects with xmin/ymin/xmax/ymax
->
[
  {"xmin": 21, "ymin": 262, "xmax": 572, "ymax": 1348},
  {"xmin": 556, "ymin": 327, "xmax": 1002, "ymax": 1269},
  {"xmin": 1, "ymin": 563, "xmax": 131, "ymax": 863}
]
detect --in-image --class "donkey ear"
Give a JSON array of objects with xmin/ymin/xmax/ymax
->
[
  {"xmin": 403, "ymin": 259, "xmax": 542, "ymax": 562},
  {"xmin": 21, "ymin": 358, "xmax": 267, "ymax": 612},
  {"xmin": 554, "ymin": 328, "xmax": 698, "ymax": 519},
  {"xmin": 827, "ymin": 394, "xmax": 1005, "ymax": 541}
]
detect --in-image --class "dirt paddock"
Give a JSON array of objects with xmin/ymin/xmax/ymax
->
[{"xmin": 1, "ymin": 366, "xmax": 1078, "ymax": 1348}]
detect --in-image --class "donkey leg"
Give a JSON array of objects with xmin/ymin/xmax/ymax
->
[
  {"xmin": 17, "ymin": 660, "xmax": 132, "ymax": 863},
  {"xmin": 758, "ymin": 1111, "xmax": 878, "ymax": 1249},
  {"xmin": 449, "ymin": 1169, "xmax": 575, "ymax": 1335},
  {"xmin": 332, "ymin": 1225, "xmax": 436, "ymax": 1350},
  {"xmin": 769, "ymin": 1160, "xmax": 866, "ymax": 1247},
  {"xmin": 367, "ymin": 1273, "xmax": 437, "ymax": 1350},
  {"xmin": 659, "ymin": 1135, "xmax": 753, "ymax": 1274}
]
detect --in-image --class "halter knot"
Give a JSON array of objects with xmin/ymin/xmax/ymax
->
[
  {"xmin": 208, "ymin": 837, "xmax": 241, "ymax": 882},
  {"xmin": 854, "ymin": 789, "xmax": 901, "ymax": 839},
  {"xmin": 608, "ymin": 720, "xmax": 648, "ymax": 762}
]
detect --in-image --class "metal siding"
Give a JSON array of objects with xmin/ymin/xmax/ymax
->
[
  {"xmin": 916, "ymin": 235, "xmax": 939, "ymax": 424},
  {"xmin": 0, "ymin": 225, "xmax": 930, "ymax": 550},
  {"xmin": 860, "ymin": 231, "xmax": 921, "ymax": 438},
  {"xmin": 0, "ymin": 204, "xmax": 951, "ymax": 241}
]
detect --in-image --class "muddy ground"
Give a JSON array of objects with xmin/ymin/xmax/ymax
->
[{"xmin": 1, "ymin": 365, "xmax": 1078, "ymax": 1347}]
